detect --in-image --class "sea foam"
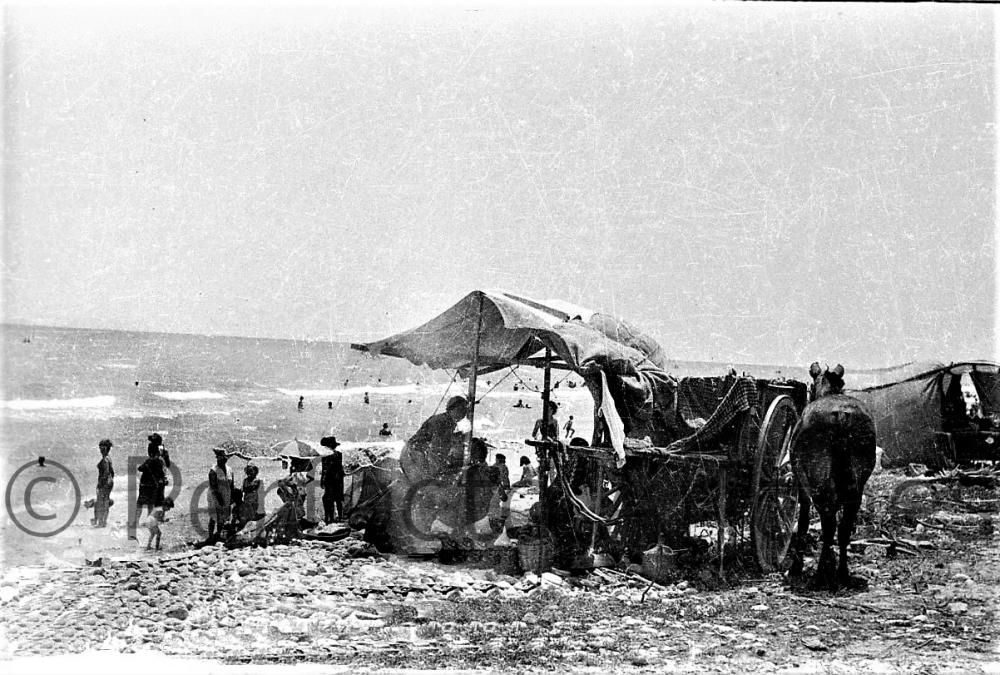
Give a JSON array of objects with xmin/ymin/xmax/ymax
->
[
  {"xmin": 0, "ymin": 395, "xmax": 116, "ymax": 410},
  {"xmin": 277, "ymin": 384, "xmax": 452, "ymax": 398},
  {"xmin": 152, "ymin": 391, "xmax": 227, "ymax": 401}
]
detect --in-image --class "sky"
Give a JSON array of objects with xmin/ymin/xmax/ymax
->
[{"xmin": 1, "ymin": 2, "xmax": 996, "ymax": 368}]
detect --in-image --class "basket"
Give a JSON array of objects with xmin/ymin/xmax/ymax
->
[
  {"xmin": 487, "ymin": 546, "xmax": 521, "ymax": 576},
  {"xmin": 517, "ymin": 537, "xmax": 554, "ymax": 574}
]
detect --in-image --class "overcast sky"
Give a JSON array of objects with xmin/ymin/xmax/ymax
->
[{"xmin": 2, "ymin": 2, "xmax": 995, "ymax": 368}]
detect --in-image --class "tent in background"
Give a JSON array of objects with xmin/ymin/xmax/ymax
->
[{"xmin": 847, "ymin": 361, "xmax": 1000, "ymax": 468}]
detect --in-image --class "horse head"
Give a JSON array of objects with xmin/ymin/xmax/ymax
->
[{"xmin": 808, "ymin": 362, "xmax": 845, "ymax": 401}]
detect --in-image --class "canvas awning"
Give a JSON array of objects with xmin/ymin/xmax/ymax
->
[{"xmin": 351, "ymin": 289, "xmax": 666, "ymax": 375}]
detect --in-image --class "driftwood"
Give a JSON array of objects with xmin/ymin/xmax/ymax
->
[{"xmin": 853, "ymin": 538, "xmax": 922, "ymax": 556}]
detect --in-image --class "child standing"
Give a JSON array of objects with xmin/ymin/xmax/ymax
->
[
  {"xmin": 145, "ymin": 497, "xmax": 174, "ymax": 550},
  {"xmin": 92, "ymin": 439, "xmax": 115, "ymax": 527},
  {"xmin": 239, "ymin": 464, "xmax": 263, "ymax": 525}
]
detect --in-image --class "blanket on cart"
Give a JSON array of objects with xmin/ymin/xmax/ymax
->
[{"xmin": 640, "ymin": 377, "xmax": 760, "ymax": 458}]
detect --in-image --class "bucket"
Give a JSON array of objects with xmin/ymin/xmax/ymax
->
[{"xmin": 640, "ymin": 543, "xmax": 678, "ymax": 584}]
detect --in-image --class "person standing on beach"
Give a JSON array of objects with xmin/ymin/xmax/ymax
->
[
  {"xmin": 208, "ymin": 448, "xmax": 235, "ymax": 540},
  {"xmin": 319, "ymin": 436, "xmax": 344, "ymax": 523},
  {"xmin": 488, "ymin": 453, "xmax": 511, "ymax": 530},
  {"xmin": 531, "ymin": 401, "xmax": 560, "ymax": 440},
  {"xmin": 298, "ymin": 396, "xmax": 304, "ymax": 411},
  {"xmin": 149, "ymin": 433, "xmax": 171, "ymax": 509},
  {"xmin": 145, "ymin": 497, "xmax": 173, "ymax": 551},
  {"xmin": 131, "ymin": 441, "xmax": 165, "ymax": 532},
  {"xmin": 238, "ymin": 464, "xmax": 263, "ymax": 526},
  {"xmin": 92, "ymin": 439, "xmax": 114, "ymax": 527},
  {"xmin": 564, "ymin": 415, "xmax": 575, "ymax": 439}
]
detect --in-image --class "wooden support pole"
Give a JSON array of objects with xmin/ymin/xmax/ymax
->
[
  {"xmin": 538, "ymin": 348, "xmax": 552, "ymax": 537},
  {"xmin": 717, "ymin": 465, "xmax": 728, "ymax": 578},
  {"xmin": 466, "ymin": 293, "xmax": 485, "ymax": 464}
]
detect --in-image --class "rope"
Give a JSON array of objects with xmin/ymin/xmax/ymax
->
[
  {"xmin": 475, "ymin": 367, "xmax": 518, "ymax": 403},
  {"xmin": 431, "ymin": 370, "xmax": 461, "ymax": 415},
  {"xmin": 510, "ymin": 368, "xmax": 542, "ymax": 394},
  {"xmin": 550, "ymin": 443, "xmax": 626, "ymax": 525}
]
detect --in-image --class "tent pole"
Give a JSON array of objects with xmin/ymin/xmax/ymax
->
[
  {"xmin": 466, "ymin": 293, "xmax": 485, "ymax": 465},
  {"xmin": 539, "ymin": 347, "xmax": 552, "ymax": 540}
]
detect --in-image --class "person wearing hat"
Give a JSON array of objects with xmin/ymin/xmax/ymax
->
[
  {"xmin": 400, "ymin": 395, "xmax": 469, "ymax": 483},
  {"xmin": 208, "ymin": 448, "xmax": 235, "ymax": 541},
  {"xmin": 92, "ymin": 439, "xmax": 115, "ymax": 527},
  {"xmin": 319, "ymin": 436, "xmax": 344, "ymax": 523}
]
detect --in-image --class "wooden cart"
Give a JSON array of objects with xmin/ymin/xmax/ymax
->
[{"xmin": 530, "ymin": 376, "xmax": 808, "ymax": 573}]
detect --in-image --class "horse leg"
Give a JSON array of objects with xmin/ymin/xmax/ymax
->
[
  {"xmin": 837, "ymin": 499, "xmax": 865, "ymax": 589},
  {"xmin": 789, "ymin": 489, "xmax": 811, "ymax": 578},
  {"xmin": 814, "ymin": 505, "xmax": 838, "ymax": 591}
]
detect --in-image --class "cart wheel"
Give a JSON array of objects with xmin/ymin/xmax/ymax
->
[{"xmin": 752, "ymin": 395, "xmax": 800, "ymax": 572}]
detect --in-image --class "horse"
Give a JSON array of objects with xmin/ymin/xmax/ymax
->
[{"xmin": 789, "ymin": 363, "xmax": 877, "ymax": 590}]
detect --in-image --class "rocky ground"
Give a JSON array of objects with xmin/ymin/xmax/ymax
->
[{"xmin": 1, "ymin": 471, "xmax": 998, "ymax": 673}]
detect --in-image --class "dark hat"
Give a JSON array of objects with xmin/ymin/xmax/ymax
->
[
  {"xmin": 99, "ymin": 439, "xmax": 113, "ymax": 448},
  {"xmin": 320, "ymin": 436, "xmax": 341, "ymax": 449},
  {"xmin": 445, "ymin": 395, "xmax": 468, "ymax": 411},
  {"xmin": 148, "ymin": 433, "xmax": 164, "ymax": 444},
  {"xmin": 212, "ymin": 447, "xmax": 228, "ymax": 456}
]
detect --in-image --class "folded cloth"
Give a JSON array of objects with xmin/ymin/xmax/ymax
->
[{"xmin": 599, "ymin": 370, "xmax": 627, "ymax": 468}]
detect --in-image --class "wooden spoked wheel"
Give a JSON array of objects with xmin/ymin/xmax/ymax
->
[{"xmin": 751, "ymin": 395, "xmax": 800, "ymax": 572}]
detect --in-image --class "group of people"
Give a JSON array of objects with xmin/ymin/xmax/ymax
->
[
  {"xmin": 91, "ymin": 390, "xmax": 561, "ymax": 554},
  {"xmin": 203, "ymin": 435, "xmax": 346, "ymax": 546},
  {"xmin": 379, "ymin": 395, "xmax": 545, "ymax": 551},
  {"xmin": 86, "ymin": 433, "xmax": 174, "ymax": 549},
  {"xmin": 88, "ymin": 430, "xmax": 350, "ymax": 550}
]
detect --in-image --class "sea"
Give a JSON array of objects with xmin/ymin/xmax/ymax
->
[{"xmin": 0, "ymin": 323, "xmax": 797, "ymax": 569}]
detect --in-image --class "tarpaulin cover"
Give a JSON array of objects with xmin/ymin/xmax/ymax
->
[
  {"xmin": 354, "ymin": 290, "xmax": 678, "ymax": 445},
  {"xmin": 847, "ymin": 361, "xmax": 1000, "ymax": 468},
  {"xmin": 354, "ymin": 290, "xmax": 666, "ymax": 373}
]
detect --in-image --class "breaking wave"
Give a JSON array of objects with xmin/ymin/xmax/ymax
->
[
  {"xmin": 1, "ymin": 395, "xmax": 116, "ymax": 410},
  {"xmin": 151, "ymin": 391, "xmax": 227, "ymax": 401}
]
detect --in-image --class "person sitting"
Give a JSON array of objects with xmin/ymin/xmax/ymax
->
[
  {"xmin": 258, "ymin": 457, "xmax": 314, "ymax": 544},
  {"xmin": 399, "ymin": 395, "xmax": 469, "ymax": 483},
  {"xmin": 379, "ymin": 423, "xmax": 392, "ymax": 437},
  {"xmin": 511, "ymin": 455, "xmax": 538, "ymax": 488},
  {"xmin": 462, "ymin": 438, "xmax": 498, "ymax": 537}
]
